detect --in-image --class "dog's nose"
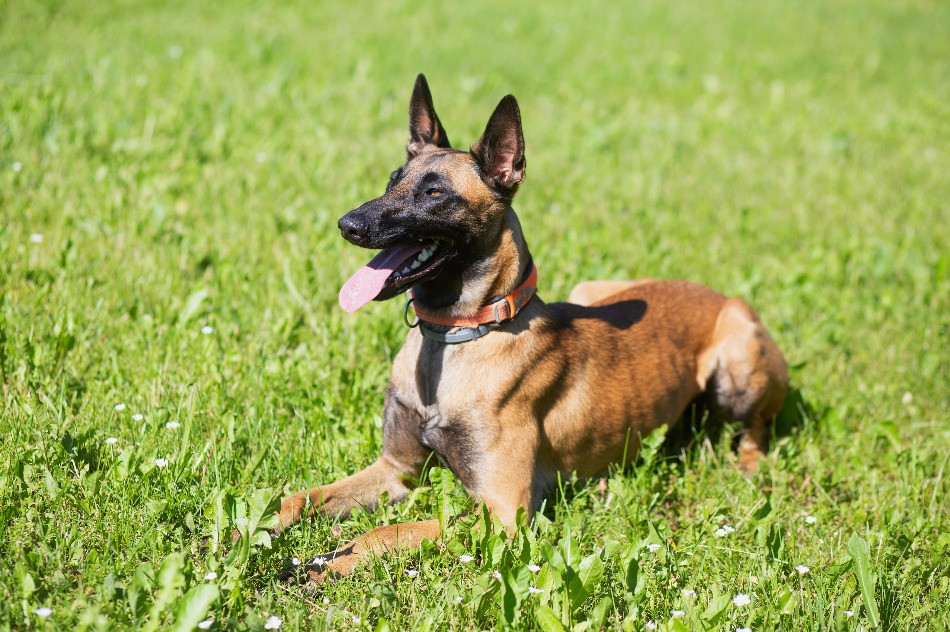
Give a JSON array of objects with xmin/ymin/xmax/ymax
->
[{"xmin": 338, "ymin": 213, "xmax": 368, "ymax": 244}]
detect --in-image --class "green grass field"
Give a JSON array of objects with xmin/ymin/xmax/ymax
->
[{"xmin": 2, "ymin": 0, "xmax": 948, "ymax": 629}]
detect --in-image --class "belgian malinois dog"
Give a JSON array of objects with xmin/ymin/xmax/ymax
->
[{"xmin": 278, "ymin": 74, "xmax": 788, "ymax": 582}]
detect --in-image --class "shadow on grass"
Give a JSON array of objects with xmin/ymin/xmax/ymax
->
[{"xmin": 662, "ymin": 385, "xmax": 816, "ymax": 460}]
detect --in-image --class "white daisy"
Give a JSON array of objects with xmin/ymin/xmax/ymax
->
[
  {"xmin": 845, "ymin": 610, "xmax": 854, "ymax": 617},
  {"xmin": 458, "ymin": 554, "xmax": 474, "ymax": 563},
  {"xmin": 528, "ymin": 586, "xmax": 543, "ymax": 594},
  {"xmin": 291, "ymin": 557, "xmax": 300, "ymax": 566},
  {"xmin": 733, "ymin": 594, "xmax": 751, "ymax": 607},
  {"xmin": 132, "ymin": 413, "xmax": 144, "ymax": 421},
  {"xmin": 647, "ymin": 543, "xmax": 661, "ymax": 552},
  {"xmin": 715, "ymin": 528, "xmax": 729, "ymax": 537},
  {"xmin": 311, "ymin": 556, "xmax": 327, "ymax": 567},
  {"xmin": 491, "ymin": 571, "xmax": 502, "ymax": 580},
  {"xmin": 405, "ymin": 569, "xmax": 418, "ymax": 577},
  {"xmin": 682, "ymin": 589, "xmax": 696, "ymax": 597},
  {"xmin": 201, "ymin": 325, "xmax": 213, "ymax": 335},
  {"xmin": 34, "ymin": 607, "xmax": 52, "ymax": 618},
  {"xmin": 166, "ymin": 421, "xmax": 180, "ymax": 429},
  {"xmin": 737, "ymin": 628, "xmax": 752, "ymax": 632},
  {"xmin": 204, "ymin": 571, "xmax": 217, "ymax": 580},
  {"xmin": 114, "ymin": 403, "xmax": 126, "ymax": 411},
  {"xmin": 12, "ymin": 162, "xmax": 23, "ymax": 172},
  {"xmin": 795, "ymin": 564, "xmax": 810, "ymax": 575},
  {"xmin": 901, "ymin": 392, "xmax": 912, "ymax": 405},
  {"xmin": 352, "ymin": 616, "xmax": 361, "ymax": 624},
  {"xmin": 527, "ymin": 563, "xmax": 541, "ymax": 573},
  {"xmin": 263, "ymin": 615, "xmax": 282, "ymax": 629},
  {"xmin": 30, "ymin": 233, "xmax": 43, "ymax": 243},
  {"xmin": 155, "ymin": 458, "xmax": 168, "ymax": 468},
  {"xmin": 645, "ymin": 621, "xmax": 656, "ymax": 630},
  {"xmin": 454, "ymin": 596, "xmax": 463, "ymax": 604},
  {"xmin": 106, "ymin": 437, "xmax": 118, "ymax": 445},
  {"xmin": 322, "ymin": 597, "xmax": 330, "ymax": 605},
  {"xmin": 805, "ymin": 515, "xmax": 817, "ymax": 524},
  {"xmin": 672, "ymin": 610, "xmax": 685, "ymax": 618},
  {"xmin": 198, "ymin": 620, "xmax": 213, "ymax": 629}
]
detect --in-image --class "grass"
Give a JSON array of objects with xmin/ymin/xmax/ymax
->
[{"xmin": 1, "ymin": 0, "xmax": 948, "ymax": 629}]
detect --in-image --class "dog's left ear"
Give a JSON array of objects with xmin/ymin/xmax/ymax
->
[
  {"xmin": 407, "ymin": 74, "xmax": 452, "ymax": 158},
  {"xmin": 471, "ymin": 95, "xmax": 526, "ymax": 195}
]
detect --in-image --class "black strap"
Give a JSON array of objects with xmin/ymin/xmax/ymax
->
[{"xmin": 418, "ymin": 322, "xmax": 500, "ymax": 344}]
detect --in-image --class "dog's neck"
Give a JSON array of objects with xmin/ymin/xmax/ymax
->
[{"xmin": 411, "ymin": 207, "xmax": 531, "ymax": 319}]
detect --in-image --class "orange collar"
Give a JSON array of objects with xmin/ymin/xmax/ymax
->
[{"xmin": 408, "ymin": 261, "xmax": 538, "ymax": 329}]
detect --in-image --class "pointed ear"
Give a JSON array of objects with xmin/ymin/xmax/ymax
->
[
  {"xmin": 407, "ymin": 74, "xmax": 451, "ymax": 158},
  {"xmin": 471, "ymin": 95, "xmax": 526, "ymax": 195}
]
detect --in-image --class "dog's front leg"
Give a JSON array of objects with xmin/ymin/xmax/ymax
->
[
  {"xmin": 295, "ymin": 419, "xmax": 541, "ymax": 583},
  {"xmin": 277, "ymin": 387, "xmax": 431, "ymax": 531},
  {"xmin": 277, "ymin": 455, "xmax": 420, "ymax": 531},
  {"xmin": 296, "ymin": 518, "xmax": 443, "ymax": 584}
]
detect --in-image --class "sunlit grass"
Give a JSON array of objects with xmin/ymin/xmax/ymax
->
[{"xmin": 1, "ymin": 0, "xmax": 948, "ymax": 629}]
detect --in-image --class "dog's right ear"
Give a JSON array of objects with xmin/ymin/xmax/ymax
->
[{"xmin": 407, "ymin": 74, "xmax": 452, "ymax": 159}]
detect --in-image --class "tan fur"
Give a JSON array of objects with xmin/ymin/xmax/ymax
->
[{"xmin": 276, "ymin": 82, "xmax": 788, "ymax": 584}]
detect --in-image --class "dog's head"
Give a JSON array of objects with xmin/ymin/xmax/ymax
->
[{"xmin": 338, "ymin": 74, "xmax": 526, "ymax": 312}]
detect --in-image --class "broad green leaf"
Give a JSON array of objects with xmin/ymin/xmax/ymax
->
[
  {"xmin": 701, "ymin": 594, "xmax": 731, "ymax": 624},
  {"xmin": 847, "ymin": 533, "xmax": 880, "ymax": 627},
  {"xmin": 577, "ymin": 552, "xmax": 604, "ymax": 601},
  {"xmin": 170, "ymin": 584, "xmax": 219, "ymax": 632},
  {"xmin": 587, "ymin": 596, "xmax": 612, "ymax": 631},
  {"xmin": 535, "ymin": 604, "xmax": 567, "ymax": 632},
  {"xmin": 143, "ymin": 553, "xmax": 185, "ymax": 632}
]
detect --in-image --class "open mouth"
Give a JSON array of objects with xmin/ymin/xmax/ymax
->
[{"xmin": 339, "ymin": 239, "xmax": 451, "ymax": 312}]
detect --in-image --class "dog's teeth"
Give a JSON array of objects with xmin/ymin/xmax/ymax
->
[
  {"xmin": 402, "ymin": 267, "xmax": 410, "ymax": 274},
  {"xmin": 419, "ymin": 251, "xmax": 430, "ymax": 262},
  {"xmin": 411, "ymin": 260, "xmax": 421, "ymax": 269}
]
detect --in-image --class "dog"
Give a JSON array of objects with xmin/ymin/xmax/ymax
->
[{"xmin": 277, "ymin": 74, "xmax": 788, "ymax": 583}]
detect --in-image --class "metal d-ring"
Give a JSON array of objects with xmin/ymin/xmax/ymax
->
[{"xmin": 403, "ymin": 297, "xmax": 420, "ymax": 328}]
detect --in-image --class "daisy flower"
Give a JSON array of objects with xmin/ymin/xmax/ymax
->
[
  {"xmin": 733, "ymin": 594, "xmax": 751, "ymax": 607},
  {"xmin": 263, "ymin": 615, "xmax": 282, "ymax": 630}
]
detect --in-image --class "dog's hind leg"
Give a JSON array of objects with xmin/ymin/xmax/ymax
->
[
  {"xmin": 697, "ymin": 298, "xmax": 788, "ymax": 472},
  {"xmin": 567, "ymin": 279, "xmax": 654, "ymax": 306}
]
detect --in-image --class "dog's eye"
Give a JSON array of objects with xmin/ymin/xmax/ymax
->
[{"xmin": 426, "ymin": 188, "xmax": 442, "ymax": 197}]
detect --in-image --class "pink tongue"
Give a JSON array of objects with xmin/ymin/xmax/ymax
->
[{"xmin": 339, "ymin": 244, "xmax": 424, "ymax": 312}]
